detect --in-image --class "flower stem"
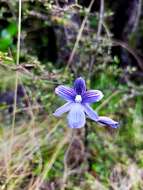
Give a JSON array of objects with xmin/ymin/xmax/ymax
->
[{"xmin": 62, "ymin": 129, "xmax": 75, "ymax": 190}]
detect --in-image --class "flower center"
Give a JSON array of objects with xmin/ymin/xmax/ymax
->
[{"xmin": 75, "ymin": 95, "xmax": 82, "ymax": 103}]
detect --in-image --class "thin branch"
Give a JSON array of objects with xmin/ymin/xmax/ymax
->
[
  {"xmin": 132, "ymin": 0, "xmax": 142, "ymax": 33},
  {"xmin": 102, "ymin": 21, "xmax": 143, "ymax": 70},
  {"xmin": 88, "ymin": 0, "xmax": 104, "ymax": 78},
  {"xmin": 67, "ymin": 0, "xmax": 95, "ymax": 67},
  {"xmin": 112, "ymin": 39, "xmax": 143, "ymax": 70},
  {"xmin": 96, "ymin": 0, "xmax": 104, "ymax": 40}
]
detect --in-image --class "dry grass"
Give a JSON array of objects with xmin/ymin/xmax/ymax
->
[{"xmin": 0, "ymin": 117, "xmax": 69, "ymax": 190}]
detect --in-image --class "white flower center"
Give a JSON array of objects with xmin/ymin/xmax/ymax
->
[{"xmin": 75, "ymin": 95, "xmax": 82, "ymax": 103}]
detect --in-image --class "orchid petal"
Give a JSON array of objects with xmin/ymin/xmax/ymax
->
[
  {"xmin": 74, "ymin": 77, "xmax": 86, "ymax": 95},
  {"xmin": 68, "ymin": 103, "xmax": 85, "ymax": 128},
  {"xmin": 55, "ymin": 85, "xmax": 75, "ymax": 101},
  {"xmin": 83, "ymin": 104, "xmax": 99, "ymax": 121},
  {"xmin": 97, "ymin": 116, "xmax": 119, "ymax": 128},
  {"xmin": 82, "ymin": 90, "xmax": 104, "ymax": 103},
  {"xmin": 53, "ymin": 102, "xmax": 73, "ymax": 117}
]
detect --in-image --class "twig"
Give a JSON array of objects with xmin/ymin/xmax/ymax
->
[
  {"xmin": 88, "ymin": 54, "xmax": 95, "ymax": 79},
  {"xmin": 88, "ymin": 0, "xmax": 104, "ymax": 78},
  {"xmin": 132, "ymin": 0, "xmax": 142, "ymax": 33},
  {"xmin": 112, "ymin": 39, "xmax": 143, "ymax": 70},
  {"xmin": 67, "ymin": 0, "xmax": 95, "ymax": 67},
  {"xmin": 96, "ymin": 0, "xmax": 104, "ymax": 40}
]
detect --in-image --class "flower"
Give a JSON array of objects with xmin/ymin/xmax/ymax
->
[{"xmin": 53, "ymin": 77, "xmax": 119, "ymax": 129}]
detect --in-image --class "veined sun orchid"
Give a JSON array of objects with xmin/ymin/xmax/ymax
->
[{"xmin": 53, "ymin": 77, "xmax": 119, "ymax": 129}]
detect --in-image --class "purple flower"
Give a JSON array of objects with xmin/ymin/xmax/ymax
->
[{"xmin": 53, "ymin": 77, "xmax": 119, "ymax": 129}]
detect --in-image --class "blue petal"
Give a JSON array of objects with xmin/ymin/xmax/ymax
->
[
  {"xmin": 55, "ymin": 85, "xmax": 76, "ymax": 101},
  {"xmin": 53, "ymin": 102, "xmax": 73, "ymax": 117},
  {"xmin": 68, "ymin": 103, "xmax": 86, "ymax": 128},
  {"xmin": 82, "ymin": 90, "xmax": 104, "ymax": 103},
  {"xmin": 83, "ymin": 103, "xmax": 99, "ymax": 121},
  {"xmin": 74, "ymin": 77, "xmax": 86, "ymax": 95},
  {"xmin": 97, "ymin": 116, "xmax": 119, "ymax": 128}
]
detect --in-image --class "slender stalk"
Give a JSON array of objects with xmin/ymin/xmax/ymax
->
[
  {"xmin": 88, "ymin": 0, "xmax": 104, "ymax": 78},
  {"xmin": 11, "ymin": 0, "xmax": 21, "ymax": 140},
  {"xmin": 9, "ymin": 0, "xmax": 22, "ymax": 174},
  {"xmin": 96, "ymin": 0, "xmax": 104, "ymax": 40},
  {"xmin": 67, "ymin": 0, "xmax": 95, "ymax": 67},
  {"xmin": 16, "ymin": 0, "xmax": 22, "ymax": 67},
  {"xmin": 84, "ymin": 124, "xmax": 92, "ymax": 171}
]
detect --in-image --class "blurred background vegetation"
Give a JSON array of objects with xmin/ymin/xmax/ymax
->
[{"xmin": 0, "ymin": 0, "xmax": 143, "ymax": 190}]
